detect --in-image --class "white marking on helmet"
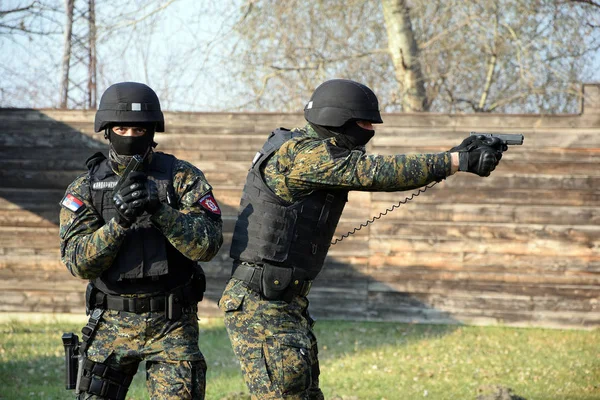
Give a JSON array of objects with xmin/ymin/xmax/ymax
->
[
  {"xmin": 306, "ymin": 101, "xmax": 313, "ymax": 109},
  {"xmin": 131, "ymin": 103, "xmax": 142, "ymax": 111}
]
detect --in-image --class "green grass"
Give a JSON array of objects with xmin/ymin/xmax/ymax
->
[{"xmin": 0, "ymin": 314, "xmax": 598, "ymax": 399}]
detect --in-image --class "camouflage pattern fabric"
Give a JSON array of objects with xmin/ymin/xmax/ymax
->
[
  {"xmin": 59, "ymin": 153, "xmax": 223, "ymax": 279},
  {"xmin": 222, "ymin": 124, "xmax": 453, "ymax": 398},
  {"xmin": 264, "ymin": 124, "xmax": 452, "ymax": 203},
  {"xmin": 220, "ymin": 279, "xmax": 324, "ymax": 400},
  {"xmin": 80, "ymin": 309, "xmax": 206, "ymax": 399},
  {"xmin": 59, "ymin": 151, "xmax": 222, "ymax": 399}
]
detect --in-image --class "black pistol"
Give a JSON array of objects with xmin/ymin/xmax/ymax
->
[
  {"xmin": 470, "ymin": 132, "xmax": 524, "ymax": 146},
  {"xmin": 112, "ymin": 154, "xmax": 145, "ymax": 196}
]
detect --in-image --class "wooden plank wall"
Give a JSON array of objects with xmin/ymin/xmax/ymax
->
[{"xmin": 1, "ymin": 84, "xmax": 599, "ymax": 329}]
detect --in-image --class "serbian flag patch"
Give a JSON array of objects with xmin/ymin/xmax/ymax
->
[
  {"xmin": 198, "ymin": 193, "xmax": 221, "ymax": 215},
  {"xmin": 61, "ymin": 193, "xmax": 84, "ymax": 213}
]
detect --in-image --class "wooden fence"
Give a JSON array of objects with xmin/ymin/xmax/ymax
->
[{"xmin": 1, "ymin": 84, "xmax": 599, "ymax": 329}]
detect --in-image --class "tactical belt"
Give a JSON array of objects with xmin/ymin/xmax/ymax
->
[
  {"xmin": 87, "ymin": 282, "xmax": 199, "ymax": 319},
  {"xmin": 232, "ymin": 263, "xmax": 313, "ymax": 300}
]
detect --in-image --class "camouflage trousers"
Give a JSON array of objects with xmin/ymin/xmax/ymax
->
[
  {"xmin": 78, "ymin": 309, "xmax": 206, "ymax": 400},
  {"xmin": 220, "ymin": 278, "xmax": 325, "ymax": 400}
]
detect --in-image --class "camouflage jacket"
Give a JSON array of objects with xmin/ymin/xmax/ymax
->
[
  {"xmin": 263, "ymin": 124, "xmax": 452, "ymax": 202},
  {"xmin": 59, "ymin": 154, "xmax": 223, "ymax": 280}
]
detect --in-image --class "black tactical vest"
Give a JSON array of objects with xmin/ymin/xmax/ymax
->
[
  {"xmin": 87, "ymin": 152, "xmax": 195, "ymax": 295},
  {"xmin": 229, "ymin": 128, "xmax": 348, "ymax": 280}
]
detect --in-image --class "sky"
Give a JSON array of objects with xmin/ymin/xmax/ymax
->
[{"xmin": 0, "ymin": 0, "xmax": 240, "ymax": 111}]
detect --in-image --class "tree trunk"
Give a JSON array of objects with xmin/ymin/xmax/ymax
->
[
  {"xmin": 382, "ymin": 0, "xmax": 429, "ymax": 111},
  {"xmin": 60, "ymin": 0, "xmax": 74, "ymax": 109}
]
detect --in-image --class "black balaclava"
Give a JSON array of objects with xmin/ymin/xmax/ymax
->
[
  {"xmin": 335, "ymin": 120, "xmax": 375, "ymax": 147},
  {"xmin": 310, "ymin": 120, "xmax": 375, "ymax": 149},
  {"xmin": 106, "ymin": 124, "xmax": 156, "ymax": 167}
]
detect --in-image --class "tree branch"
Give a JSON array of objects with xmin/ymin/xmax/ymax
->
[
  {"xmin": 270, "ymin": 49, "xmax": 387, "ymax": 71},
  {"xmin": 97, "ymin": 0, "xmax": 179, "ymax": 40},
  {"xmin": 0, "ymin": 3, "xmax": 35, "ymax": 16},
  {"xmin": 565, "ymin": 0, "xmax": 600, "ymax": 7}
]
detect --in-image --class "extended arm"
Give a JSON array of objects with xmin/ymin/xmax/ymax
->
[{"xmin": 265, "ymin": 136, "xmax": 456, "ymax": 200}]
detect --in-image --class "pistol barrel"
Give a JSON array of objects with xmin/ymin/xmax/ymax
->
[{"xmin": 470, "ymin": 132, "xmax": 524, "ymax": 145}]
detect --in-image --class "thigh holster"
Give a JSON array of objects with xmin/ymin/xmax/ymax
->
[{"xmin": 78, "ymin": 358, "xmax": 134, "ymax": 400}]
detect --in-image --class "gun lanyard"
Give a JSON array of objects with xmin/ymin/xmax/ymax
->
[{"xmin": 330, "ymin": 180, "xmax": 441, "ymax": 245}]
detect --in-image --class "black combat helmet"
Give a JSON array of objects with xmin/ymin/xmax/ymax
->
[
  {"xmin": 94, "ymin": 82, "xmax": 164, "ymax": 132},
  {"xmin": 304, "ymin": 79, "xmax": 383, "ymax": 127}
]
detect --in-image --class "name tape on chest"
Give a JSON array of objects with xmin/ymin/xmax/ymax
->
[
  {"xmin": 198, "ymin": 193, "xmax": 221, "ymax": 215},
  {"xmin": 61, "ymin": 193, "xmax": 85, "ymax": 213},
  {"xmin": 92, "ymin": 181, "xmax": 117, "ymax": 190}
]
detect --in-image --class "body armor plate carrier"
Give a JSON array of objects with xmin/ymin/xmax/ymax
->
[
  {"xmin": 87, "ymin": 152, "xmax": 196, "ymax": 295},
  {"xmin": 229, "ymin": 128, "xmax": 348, "ymax": 281}
]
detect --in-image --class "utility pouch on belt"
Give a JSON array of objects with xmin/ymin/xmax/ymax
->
[{"xmin": 261, "ymin": 264, "xmax": 294, "ymax": 300}]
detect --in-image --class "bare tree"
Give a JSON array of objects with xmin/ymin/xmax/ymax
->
[
  {"xmin": 382, "ymin": 0, "xmax": 428, "ymax": 111},
  {"xmin": 0, "ymin": 1, "xmax": 64, "ymax": 107},
  {"xmin": 1, "ymin": 0, "xmax": 599, "ymax": 112},
  {"xmin": 412, "ymin": 0, "xmax": 600, "ymax": 113},
  {"xmin": 567, "ymin": 0, "xmax": 600, "ymax": 7},
  {"xmin": 0, "ymin": 1, "xmax": 62, "ymax": 37},
  {"xmin": 0, "ymin": 0, "xmax": 186, "ymax": 108},
  {"xmin": 564, "ymin": 0, "xmax": 600, "ymax": 28},
  {"xmin": 212, "ymin": 0, "xmax": 600, "ymax": 114},
  {"xmin": 91, "ymin": 0, "xmax": 234, "ymax": 111},
  {"xmin": 205, "ymin": 1, "xmax": 392, "ymax": 112}
]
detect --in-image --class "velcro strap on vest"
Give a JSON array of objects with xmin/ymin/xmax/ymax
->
[
  {"xmin": 232, "ymin": 263, "xmax": 313, "ymax": 299},
  {"xmin": 78, "ymin": 358, "xmax": 133, "ymax": 400}
]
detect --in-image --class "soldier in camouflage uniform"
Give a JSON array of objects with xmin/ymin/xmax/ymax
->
[
  {"xmin": 59, "ymin": 82, "xmax": 223, "ymax": 399},
  {"xmin": 219, "ymin": 79, "xmax": 505, "ymax": 399}
]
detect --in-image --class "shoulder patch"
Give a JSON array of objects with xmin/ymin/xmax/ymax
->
[
  {"xmin": 60, "ymin": 193, "xmax": 85, "ymax": 213},
  {"xmin": 198, "ymin": 193, "xmax": 221, "ymax": 215}
]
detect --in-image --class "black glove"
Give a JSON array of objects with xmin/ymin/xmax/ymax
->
[
  {"xmin": 145, "ymin": 179, "xmax": 161, "ymax": 215},
  {"xmin": 112, "ymin": 171, "xmax": 148, "ymax": 227},
  {"xmin": 451, "ymin": 135, "xmax": 508, "ymax": 153},
  {"xmin": 450, "ymin": 135, "xmax": 504, "ymax": 177}
]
